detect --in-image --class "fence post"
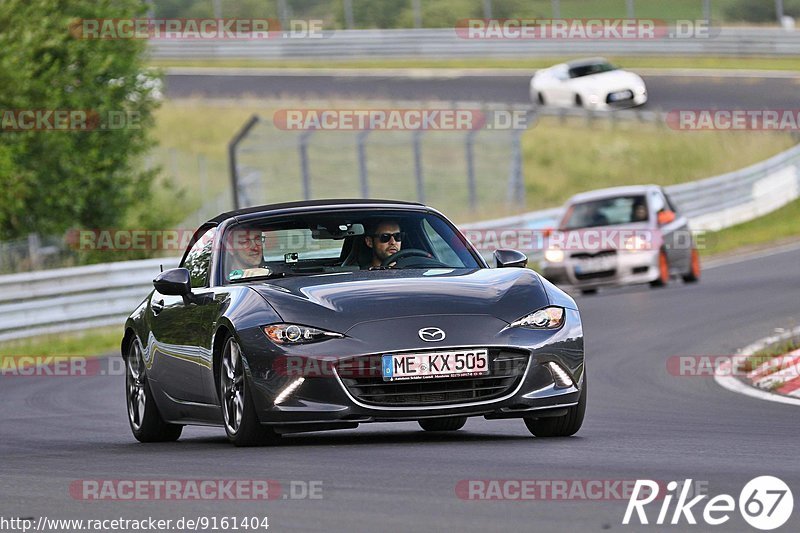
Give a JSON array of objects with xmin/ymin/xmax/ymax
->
[
  {"xmin": 703, "ymin": 0, "xmax": 711, "ymax": 23},
  {"xmin": 412, "ymin": 0, "xmax": 422, "ymax": 29},
  {"xmin": 626, "ymin": 0, "xmax": 635, "ymax": 18},
  {"xmin": 228, "ymin": 114, "xmax": 260, "ymax": 210},
  {"xmin": 357, "ymin": 129, "xmax": 371, "ymax": 197},
  {"xmin": 551, "ymin": 0, "xmax": 561, "ymax": 19},
  {"xmin": 343, "ymin": 0, "xmax": 354, "ymax": 29},
  {"xmin": 483, "ymin": 0, "xmax": 492, "ymax": 19},
  {"xmin": 465, "ymin": 130, "xmax": 478, "ymax": 210},
  {"xmin": 298, "ymin": 130, "xmax": 314, "ymax": 200},
  {"xmin": 412, "ymin": 130, "xmax": 425, "ymax": 203}
]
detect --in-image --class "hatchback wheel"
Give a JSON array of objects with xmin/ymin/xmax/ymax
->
[{"xmin": 649, "ymin": 250, "xmax": 670, "ymax": 288}]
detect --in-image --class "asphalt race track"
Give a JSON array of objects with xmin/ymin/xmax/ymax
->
[
  {"xmin": 2, "ymin": 245, "xmax": 799, "ymax": 532},
  {"xmin": 164, "ymin": 71, "xmax": 800, "ymax": 109}
]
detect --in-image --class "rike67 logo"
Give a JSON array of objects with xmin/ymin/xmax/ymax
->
[{"xmin": 623, "ymin": 476, "xmax": 793, "ymax": 530}]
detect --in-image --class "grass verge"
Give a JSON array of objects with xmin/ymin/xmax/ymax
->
[
  {"xmin": 700, "ymin": 197, "xmax": 800, "ymax": 257},
  {"xmin": 0, "ymin": 327, "xmax": 122, "ymax": 359},
  {"xmin": 741, "ymin": 336, "xmax": 800, "ymax": 374}
]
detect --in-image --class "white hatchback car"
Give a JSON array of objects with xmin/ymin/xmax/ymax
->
[{"xmin": 530, "ymin": 58, "xmax": 647, "ymax": 110}]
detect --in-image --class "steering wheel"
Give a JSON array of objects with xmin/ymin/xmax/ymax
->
[{"xmin": 381, "ymin": 248, "xmax": 432, "ymax": 267}]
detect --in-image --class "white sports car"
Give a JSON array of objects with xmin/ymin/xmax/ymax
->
[{"xmin": 530, "ymin": 58, "xmax": 647, "ymax": 110}]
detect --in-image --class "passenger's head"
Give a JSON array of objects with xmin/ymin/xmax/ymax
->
[{"xmin": 228, "ymin": 229, "xmax": 263, "ymax": 268}]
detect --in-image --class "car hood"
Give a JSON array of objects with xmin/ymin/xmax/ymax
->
[
  {"xmin": 568, "ymin": 70, "xmax": 644, "ymax": 92},
  {"xmin": 251, "ymin": 268, "xmax": 550, "ymax": 334}
]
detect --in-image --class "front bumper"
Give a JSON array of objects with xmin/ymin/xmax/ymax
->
[
  {"xmin": 239, "ymin": 311, "xmax": 584, "ymax": 429},
  {"xmin": 542, "ymin": 250, "xmax": 660, "ymax": 289}
]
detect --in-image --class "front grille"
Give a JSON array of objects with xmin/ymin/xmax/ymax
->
[
  {"xmin": 570, "ymin": 250, "xmax": 616, "ymax": 260},
  {"xmin": 575, "ymin": 269, "xmax": 616, "ymax": 280},
  {"xmin": 337, "ymin": 349, "xmax": 529, "ymax": 407}
]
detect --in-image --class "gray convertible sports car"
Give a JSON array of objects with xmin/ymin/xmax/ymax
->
[{"xmin": 123, "ymin": 199, "xmax": 586, "ymax": 446}]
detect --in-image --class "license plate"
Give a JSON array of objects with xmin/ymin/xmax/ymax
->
[
  {"xmin": 608, "ymin": 90, "xmax": 633, "ymax": 102},
  {"xmin": 382, "ymin": 349, "xmax": 490, "ymax": 381},
  {"xmin": 575, "ymin": 257, "xmax": 615, "ymax": 274}
]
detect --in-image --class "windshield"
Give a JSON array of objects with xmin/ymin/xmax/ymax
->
[
  {"xmin": 561, "ymin": 195, "xmax": 648, "ymax": 230},
  {"xmin": 568, "ymin": 62, "xmax": 617, "ymax": 78},
  {"xmin": 221, "ymin": 210, "xmax": 481, "ymax": 283}
]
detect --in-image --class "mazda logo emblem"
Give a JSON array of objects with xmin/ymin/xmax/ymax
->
[{"xmin": 418, "ymin": 327, "xmax": 446, "ymax": 342}]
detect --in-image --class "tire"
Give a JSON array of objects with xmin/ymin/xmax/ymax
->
[
  {"xmin": 682, "ymin": 248, "xmax": 701, "ymax": 283},
  {"xmin": 125, "ymin": 338, "xmax": 183, "ymax": 443},
  {"xmin": 649, "ymin": 250, "xmax": 670, "ymax": 288},
  {"xmin": 220, "ymin": 336, "xmax": 281, "ymax": 447},
  {"xmin": 524, "ymin": 374, "xmax": 586, "ymax": 438},
  {"xmin": 580, "ymin": 288, "xmax": 598, "ymax": 295},
  {"xmin": 574, "ymin": 94, "xmax": 583, "ymax": 107},
  {"xmin": 418, "ymin": 416, "xmax": 467, "ymax": 432}
]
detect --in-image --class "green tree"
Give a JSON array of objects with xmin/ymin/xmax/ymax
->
[{"xmin": 0, "ymin": 0, "xmax": 160, "ymax": 240}]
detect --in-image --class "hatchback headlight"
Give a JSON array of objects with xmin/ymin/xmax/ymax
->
[
  {"xmin": 623, "ymin": 235, "xmax": 651, "ymax": 252},
  {"xmin": 264, "ymin": 324, "xmax": 343, "ymax": 345},
  {"xmin": 544, "ymin": 249, "xmax": 565, "ymax": 262},
  {"xmin": 509, "ymin": 306, "xmax": 565, "ymax": 329}
]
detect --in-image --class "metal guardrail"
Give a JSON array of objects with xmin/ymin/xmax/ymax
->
[
  {"xmin": 0, "ymin": 258, "xmax": 177, "ymax": 342},
  {"xmin": 149, "ymin": 27, "xmax": 800, "ymax": 60},
  {"xmin": 1, "ymin": 142, "xmax": 798, "ymax": 342}
]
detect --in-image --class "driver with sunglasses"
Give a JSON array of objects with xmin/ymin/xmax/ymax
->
[{"xmin": 364, "ymin": 220, "xmax": 404, "ymax": 268}]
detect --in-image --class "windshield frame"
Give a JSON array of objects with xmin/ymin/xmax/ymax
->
[
  {"xmin": 560, "ymin": 194, "xmax": 650, "ymax": 230},
  {"xmin": 212, "ymin": 206, "xmax": 486, "ymax": 286}
]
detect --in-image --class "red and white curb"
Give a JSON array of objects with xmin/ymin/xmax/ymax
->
[{"xmin": 715, "ymin": 326, "xmax": 800, "ymax": 407}]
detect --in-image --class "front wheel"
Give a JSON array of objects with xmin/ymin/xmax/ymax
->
[
  {"xmin": 649, "ymin": 250, "xmax": 670, "ymax": 288},
  {"xmin": 682, "ymin": 248, "xmax": 701, "ymax": 283},
  {"xmin": 220, "ymin": 336, "xmax": 281, "ymax": 447},
  {"xmin": 125, "ymin": 339, "xmax": 182, "ymax": 443},
  {"xmin": 524, "ymin": 374, "xmax": 586, "ymax": 437},
  {"xmin": 418, "ymin": 417, "xmax": 467, "ymax": 432}
]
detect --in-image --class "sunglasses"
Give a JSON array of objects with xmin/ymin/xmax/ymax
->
[{"xmin": 373, "ymin": 232, "xmax": 404, "ymax": 243}]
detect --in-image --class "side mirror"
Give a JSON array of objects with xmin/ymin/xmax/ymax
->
[
  {"xmin": 154, "ymin": 268, "xmax": 192, "ymax": 296},
  {"xmin": 494, "ymin": 249, "xmax": 528, "ymax": 268},
  {"xmin": 657, "ymin": 210, "xmax": 676, "ymax": 225}
]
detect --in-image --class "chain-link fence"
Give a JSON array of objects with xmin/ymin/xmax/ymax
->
[{"xmin": 231, "ymin": 106, "xmax": 530, "ymax": 224}]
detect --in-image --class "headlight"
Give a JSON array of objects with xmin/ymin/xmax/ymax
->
[
  {"xmin": 509, "ymin": 306, "xmax": 565, "ymax": 329},
  {"xmin": 264, "ymin": 324, "xmax": 343, "ymax": 345},
  {"xmin": 544, "ymin": 249, "xmax": 565, "ymax": 262},
  {"xmin": 623, "ymin": 235, "xmax": 651, "ymax": 252}
]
